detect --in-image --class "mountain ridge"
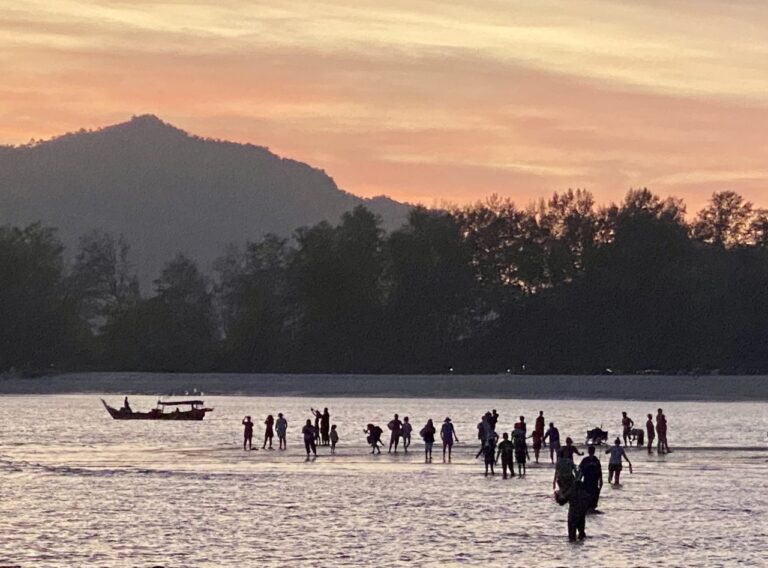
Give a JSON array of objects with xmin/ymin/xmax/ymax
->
[{"xmin": 0, "ymin": 115, "xmax": 410, "ymax": 285}]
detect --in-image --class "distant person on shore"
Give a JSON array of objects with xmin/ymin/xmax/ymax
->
[
  {"xmin": 606, "ymin": 438, "xmax": 632, "ymax": 484},
  {"xmin": 531, "ymin": 429, "xmax": 543, "ymax": 463},
  {"xmin": 645, "ymin": 413, "xmax": 655, "ymax": 455},
  {"xmin": 622, "ymin": 412, "xmax": 635, "ymax": 446},
  {"xmin": 441, "ymin": 417, "xmax": 459, "ymax": 462},
  {"xmin": 656, "ymin": 409, "xmax": 669, "ymax": 454},
  {"xmin": 242, "ymin": 416, "xmax": 254, "ymax": 451},
  {"xmin": 263, "ymin": 414, "xmax": 275, "ymax": 450},
  {"xmin": 402, "ymin": 416, "xmax": 413, "ymax": 452},
  {"xmin": 330, "ymin": 425, "xmax": 339, "ymax": 454},
  {"xmin": 276, "ymin": 413, "xmax": 288, "ymax": 450},
  {"xmin": 560, "ymin": 437, "xmax": 583, "ymax": 461},
  {"xmin": 388, "ymin": 414, "xmax": 403, "ymax": 453},
  {"xmin": 311, "ymin": 408, "xmax": 322, "ymax": 443},
  {"xmin": 544, "ymin": 422, "xmax": 561, "ymax": 463},
  {"xmin": 514, "ymin": 432, "xmax": 530, "ymax": 475},
  {"xmin": 535, "ymin": 411, "xmax": 545, "ymax": 442},
  {"xmin": 482, "ymin": 435, "xmax": 497, "ymax": 476},
  {"xmin": 365, "ymin": 424, "xmax": 383, "ymax": 454},
  {"xmin": 578, "ymin": 445, "xmax": 603, "ymax": 511},
  {"xmin": 496, "ymin": 433, "xmax": 515, "ymax": 479},
  {"xmin": 302, "ymin": 419, "xmax": 317, "ymax": 458},
  {"xmin": 321, "ymin": 408, "xmax": 331, "ymax": 446}
]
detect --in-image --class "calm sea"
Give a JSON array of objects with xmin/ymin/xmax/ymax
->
[{"xmin": 1, "ymin": 395, "xmax": 766, "ymax": 567}]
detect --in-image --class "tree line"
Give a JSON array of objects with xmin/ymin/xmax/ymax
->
[{"xmin": 2, "ymin": 189, "xmax": 768, "ymax": 375}]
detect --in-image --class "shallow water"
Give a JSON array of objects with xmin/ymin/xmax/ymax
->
[{"xmin": 1, "ymin": 395, "xmax": 766, "ymax": 567}]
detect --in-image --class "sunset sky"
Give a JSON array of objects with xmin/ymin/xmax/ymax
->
[{"xmin": 2, "ymin": 0, "xmax": 767, "ymax": 210}]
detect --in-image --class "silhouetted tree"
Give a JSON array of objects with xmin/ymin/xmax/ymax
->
[{"xmin": 693, "ymin": 191, "xmax": 753, "ymax": 247}]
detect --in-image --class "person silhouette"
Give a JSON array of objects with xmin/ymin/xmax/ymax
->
[
  {"xmin": 242, "ymin": 416, "xmax": 254, "ymax": 451},
  {"xmin": 420, "ymin": 419, "xmax": 436, "ymax": 462},
  {"xmin": 441, "ymin": 417, "xmax": 459, "ymax": 462},
  {"xmin": 302, "ymin": 419, "xmax": 317, "ymax": 457}
]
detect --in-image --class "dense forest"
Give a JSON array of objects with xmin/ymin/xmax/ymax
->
[{"xmin": 2, "ymin": 189, "xmax": 768, "ymax": 375}]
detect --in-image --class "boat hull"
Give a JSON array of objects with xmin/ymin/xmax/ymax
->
[{"xmin": 101, "ymin": 399, "xmax": 211, "ymax": 420}]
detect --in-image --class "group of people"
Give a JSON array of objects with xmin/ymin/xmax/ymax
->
[
  {"xmin": 240, "ymin": 405, "xmax": 672, "ymax": 541},
  {"xmin": 621, "ymin": 409, "xmax": 671, "ymax": 455},
  {"xmin": 241, "ymin": 408, "xmax": 339, "ymax": 456}
]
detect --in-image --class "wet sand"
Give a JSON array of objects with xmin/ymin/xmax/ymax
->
[{"xmin": 1, "ymin": 371, "xmax": 767, "ymax": 400}]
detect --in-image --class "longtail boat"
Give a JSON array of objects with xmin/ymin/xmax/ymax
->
[{"xmin": 101, "ymin": 398, "xmax": 213, "ymax": 420}]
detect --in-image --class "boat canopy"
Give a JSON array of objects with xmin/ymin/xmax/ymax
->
[{"xmin": 158, "ymin": 400, "xmax": 205, "ymax": 406}]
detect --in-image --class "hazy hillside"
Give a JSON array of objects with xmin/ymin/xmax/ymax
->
[{"xmin": 0, "ymin": 115, "xmax": 410, "ymax": 285}]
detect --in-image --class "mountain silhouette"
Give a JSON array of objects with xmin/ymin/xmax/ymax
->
[{"xmin": 0, "ymin": 115, "xmax": 410, "ymax": 285}]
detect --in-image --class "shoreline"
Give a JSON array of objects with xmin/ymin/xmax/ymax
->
[{"xmin": 1, "ymin": 372, "xmax": 767, "ymax": 401}]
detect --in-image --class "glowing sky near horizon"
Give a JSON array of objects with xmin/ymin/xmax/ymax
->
[{"xmin": 1, "ymin": 1, "xmax": 768, "ymax": 209}]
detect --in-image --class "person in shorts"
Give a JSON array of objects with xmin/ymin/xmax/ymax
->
[
  {"xmin": 606, "ymin": 437, "xmax": 632, "ymax": 484},
  {"xmin": 441, "ymin": 417, "xmax": 459, "ymax": 462},
  {"xmin": 420, "ymin": 419, "xmax": 436, "ymax": 462},
  {"xmin": 401, "ymin": 416, "xmax": 413, "ymax": 453}
]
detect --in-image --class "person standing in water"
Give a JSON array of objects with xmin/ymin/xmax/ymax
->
[
  {"xmin": 514, "ymin": 416, "xmax": 527, "ymax": 438},
  {"xmin": 476, "ymin": 414, "xmax": 491, "ymax": 458},
  {"xmin": 242, "ymin": 416, "xmax": 254, "ymax": 451},
  {"xmin": 365, "ymin": 423, "xmax": 383, "ymax": 454},
  {"xmin": 321, "ymin": 408, "xmax": 331, "ymax": 446},
  {"xmin": 560, "ymin": 437, "xmax": 583, "ymax": 461},
  {"xmin": 330, "ymin": 425, "xmax": 339, "ymax": 454},
  {"xmin": 441, "ymin": 417, "xmax": 459, "ymax": 462},
  {"xmin": 514, "ymin": 432, "xmax": 530, "ymax": 476},
  {"xmin": 388, "ymin": 414, "xmax": 403, "ymax": 453},
  {"xmin": 302, "ymin": 419, "xmax": 317, "ymax": 458},
  {"xmin": 578, "ymin": 445, "xmax": 603, "ymax": 512},
  {"xmin": 562, "ymin": 478, "xmax": 592, "ymax": 541},
  {"xmin": 263, "ymin": 414, "xmax": 275, "ymax": 450},
  {"xmin": 656, "ymin": 408, "xmax": 669, "ymax": 454},
  {"xmin": 401, "ymin": 416, "xmax": 413, "ymax": 453},
  {"xmin": 420, "ymin": 419, "xmax": 436, "ymax": 462},
  {"xmin": 496, "ymin": 433, "xmax": 515, "ymax": 479},
  {"xmin": 531, "ymin": 429, "xmax": 543, "ymax": 463},
  {"xmin": 490, "ymin": 409, "xmax": 500, "ymax": 431},
  {"xmin": 276, "ymin": 413, "xmax": 288, "ymax": 450},
  {"xmin": 645, "ymin": 413, "xmax": 655, "ymax": 455},
  {"xmin": 483, "ymin": 435, "xmax": 497, "ymax": 476},
  {"xmin": 621, "ymin": 412, "xmax": 635, "ymax": 446},
  {"xmin": 606, "ymin": 438, "xmax": 632, "ymax": 484},
  {"xmin": 310, "ymin": 408, "xmax": 322, "ymax": 444},
  {"xmin": 535, "ymin": 411, "xmax": 545, "ymax": 441},
  {"xmin": 544, "ymin": 422, "xmax": 561, "ymax": 463}
]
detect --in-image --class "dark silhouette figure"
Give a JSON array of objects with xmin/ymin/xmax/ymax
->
[
  {"xmin": 514, "ymin": 416, "xmax": 527, "ymax": 438},
  {"xmin": 263, "ymin": 414, "xmax": 275, "ymax": 449},
  {"xmin": 388, "ymin": 414, "xmax": 403, "ymax": 453},
  {"xmin": 365, "ymin": 423, "xmax": 383, "ymax": 454},
  {"xmin": 578, "ymin": 445, "xmax": 603, "ymax": 511},
  {"xmin": 402, "ymin": 416, "xmax": 412, "ymax": 452},
  {"xmin": 421, "ymin": 419, "xmax": 436, "ymax": 462},
  {"xmin": 490, "ymin": 409, "xmax": 499, "ymax": 430},
  {"xmin": 302, "ymin": 419, "xmax": 317, "ymax": 457},
  {"xmin": 645, "ymin": 413, "xmax": 655, "ymax": 454},
  {"xmin": 535, "ymin": 411, "xmax": 545, "ymax": 440},
  {"xmin": 563, "ymin": 480, "xmax": 592, "ymax": 541},
  {"xmin": 560, "ymin": 437, "xmax": 583, "ymax": 461},
  {"xmin": 531, "ymin": 429, "xmax": 543, "ymax": 463},
  {"xmin": 330, "ymin": 424, "xmax": 339, "ymax": 454},
  {"xmin": 621, "ymin": 412, "xmax": 635, "ymax": 446},
  {"xmin": 441, "ymin": 417, "xmax": 459, "ymax": 462},
  {"xmin": 242, "ymin": 416, "xmax": 254, "ymax": 451},
  {"xmin": 311, "ymin": 408, "xmax": 322, "ymax": 443},
  {"xmin": 656, "ymin": 408, "xmax": 670, "ymax": 453},
  {"xmin": 544, "ymin": 422, "xmax": 561, "ymax": 463},
  {"xmin": 606, "ymin": 438, "xmax": 632, "ymax": 484},
  {"xmin": 321, "ymin": 408, "xmax": 330, "ymax": 446},
  {"xmin": 123, "ymin": 397, "xmax": 132, "ymax": 413},
  {"xmin": 475, "ymin": 413, "xmax": 492, "ymax": 458},
  {"xmin": 483, "ymin": 437, "xmax": 496, "ymax": 476},
  {"xmin": 514, "ymin": 434, "xmax": 530, "ymax": 475},
  {"xmin": 496, "ymin": 433, "xmax": 515, "ymax": 479},
  {"xmin": 276, "ymin": 413, "xmax": 288, "ymax": 450}
]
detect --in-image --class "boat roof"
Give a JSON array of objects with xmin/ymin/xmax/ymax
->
[{"xmin": 158, "ymin": 400, "xmax": 204, "ymax": 406}]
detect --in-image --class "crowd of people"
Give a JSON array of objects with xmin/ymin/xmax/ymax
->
[{"xmin": 240, "ymin": 406, "xmax": 671, "ymax": 541}]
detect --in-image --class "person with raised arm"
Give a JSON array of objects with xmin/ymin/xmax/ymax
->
[{"xmin": 242, "ymin": 415, "xmax": 254, "ymax": 451}]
